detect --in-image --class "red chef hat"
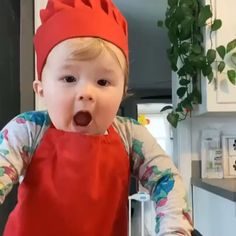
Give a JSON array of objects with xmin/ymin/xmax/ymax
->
[{"xmin": 34, "ymin": 0, "xmax": 128, "ymax": 80}]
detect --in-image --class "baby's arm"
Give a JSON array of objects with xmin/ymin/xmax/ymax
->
[
  {"xmin": 115, "ymin": 117, "xmax": 193, "ymax": 235},
  {"xmin": 0, "ymin": 111, "xmax": 49, "ymax": 204},
  {"xmin": 132, "ymin": 122, "xmax": 193, "ymax": 235},
  {"xmin": 0, "ymin": 155, "xmax": 18, "ymax": 204}
]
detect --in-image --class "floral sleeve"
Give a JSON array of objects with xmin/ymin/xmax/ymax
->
[
  {"xmin": 0, "ymin": 111, "xmax": 50, "ymax": 204},
  {"xmin": 131, "ymin": 120, "xmax": 193, "ymax": 235},
  {"xmin": 114, "ymin": 116, "xmax": 193, "ymax": 235}
]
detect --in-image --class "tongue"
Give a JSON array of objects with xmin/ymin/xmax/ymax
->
[{"xmin": 73, "ymin": 111, "xmax": 92, "ymax": 126}]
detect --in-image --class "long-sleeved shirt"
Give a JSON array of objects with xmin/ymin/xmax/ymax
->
[{"xmin": 0, "ymin": 111, "xmax": 193, "ymax": 235}]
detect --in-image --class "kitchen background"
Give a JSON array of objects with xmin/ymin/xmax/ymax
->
[
  {"xmin": 0, "ymin": 0, "xmax": 173, "ymax": 235},
  {"xmin": 1, "ymin": 0, "xmax": 236, "ymax": 236}
]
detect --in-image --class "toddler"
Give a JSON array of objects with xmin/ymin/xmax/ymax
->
[{"xmin": 0, "ymin": 0, "xmax": 193, "ymax": 235}]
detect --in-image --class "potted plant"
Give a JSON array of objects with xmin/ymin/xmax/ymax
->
[{"xmin": 158, "ymin": 0, "xmax": 236, "ymax": 127}]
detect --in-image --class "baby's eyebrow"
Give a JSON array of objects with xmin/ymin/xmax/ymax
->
[
  {"xmin": 60, "ymin": 63, "xmax": 75, "ymax": 70},
  {"xmin": 69, "ymin": 48, "xmax": 101, "ymax": 61},
  {"xmin": 98, "ymin": 68, "xmax": 115, "ymax": 74},
  {"xmin": 60, "ymin": 63, "xmax": 114, "ymax": 73}
]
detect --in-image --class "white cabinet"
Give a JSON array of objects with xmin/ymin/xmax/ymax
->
[
  {"xmin": 193, "ymin": 186, "xmax": 236, "ymax": 236},
  {"xmin": 34, "ymin": 0, "xmax": 47, "ymax": 32},
  {"xmin": 195, "ymin": 0, "xmax": 236, "ymax": 115},
  {"xmin": 34, "ymin": 0, "xmax": 47, "ymax": 110}
]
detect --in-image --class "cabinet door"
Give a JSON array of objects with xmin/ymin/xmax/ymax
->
[
  {"xmin": 197, "ymin": 0, "xmax": 236, "ymax": 114},
  {"xmin": 193, "ymin": 186, "xmax": 236, "ymax": 236},
  {"xmin": 34, "ymin": 0, "xmax": 47, "ymax": 31}
]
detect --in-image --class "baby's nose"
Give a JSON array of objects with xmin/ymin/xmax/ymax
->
[
  {"xmin": 79, "ymin": 95, "xmax": 93, "ymax": 101},
  {"xmin": 77, "ymin": 84, "xmax": 95, "ymax": 101}
]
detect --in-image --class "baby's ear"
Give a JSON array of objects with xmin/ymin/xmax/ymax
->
[{"xmin": 33, "ymin": 80, "xmax": 44, "ymax": 97}]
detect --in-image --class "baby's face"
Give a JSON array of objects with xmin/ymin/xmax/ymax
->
[{"xmin": 34, "ymin": 38, "xmax": 126, "ymax": 134}]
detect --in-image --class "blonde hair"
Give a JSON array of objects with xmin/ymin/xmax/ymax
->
[{"xmin": 68, "ymin": 37, "xmax": 129, "ymax": 97}]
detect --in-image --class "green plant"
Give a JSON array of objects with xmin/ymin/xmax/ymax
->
[{"xmin": 158, "ymin": 0, "xmax": 236, "ymax": 128}]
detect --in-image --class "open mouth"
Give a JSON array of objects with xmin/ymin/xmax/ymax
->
[{"xmin": 73, "ymin": 111, "xmax": 92, "ymax": 127}]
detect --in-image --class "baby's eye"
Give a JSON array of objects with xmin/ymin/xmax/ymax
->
[
  {"xmin": 63, "ymin": 76, "xmax": 77, "ymax": 83},
  {"xmin": 97, "ymin": 79, "xmax": 109, "ymax": 86}
]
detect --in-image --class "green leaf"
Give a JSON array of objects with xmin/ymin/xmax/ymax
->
[
  {"xmin": 179, "ymin": 17, "xmax": 193, "ymax": 40},
  {"xmin": 168, "ymin": 28, "xmax": 178, "ymax": 44},
  {"xmin": 184, "ymin": 63, "xmax": 195, "ymax": 75},
  {"xmin": 168, "ymin": 0, "xmax": 178, "ymax": 7},
  {"xmin": 178, "ymin": 63, "xmax": 195, "ymax": 77},
  {"xmin": 179, "ymin": 42, "xmax": 190, "ymax": 54},
  {"xmin": 226, "ymin": 39, "xmax": 236, "ymax": 53},
  {"xmin": 179, "ymin": 79, "xmax": 190, "ymax": 86},
  {"xmin": 188, "ymin": 54, "xmax": 206, "ymax": 68},
  {"xmin": 180, "ymin": 0, "xmax": 194, "ymax": 7},
  {"xmin": 198, "ymin": 5, "xmax": 213, "ymax": 27},
  {"xmin": 207, "ymin": 49, "xmax": 216, "ymax": 64},
  {"xmin": 231, "ymin": 52, "xmax": 236, "ymax": 66},
  {"xmin": 192, "ymin": 88, "xmax": 202, "ymax": 104},
  {"xmin": 218, "ymin": 61, "xmax": 225, "ymax": 73},
  {"xmin": 175, "ymin": 103, "xmax": 183, "ymax": 112},
  {"xmin": 194, "ymin": 34, "xmax": 203, "ymax": 43},
  {"xmin": 170, "ymin": 63, "xmax": 178, "ymax": 72},
  {"xmin": 216, "ymin": 45, "xmax": 226, "ymax": 60},
  {"xmin": 165, "ymin": 16, "xmax": 172, "ymax": 29},
  {"xmin": 174, "ymin": 7, "xmax": 185, "ymax": 23},
  {"xmin": 157, "ymin": 20, "xmax": 164, "ymax": 27},
  {"xmin": 227, "ymin": 70, "xmax": 236, "ymax": 85},
  {"xmin": 202, "ymin": 65, "xmax": 212, "ymax": 76},
  {"xmin": 181, "ymin": 96, "xmax": 193, "ymax": 110},
  {"xmin": 207, "ymin": 72, "xmax": 214, "ymax": 83},
  {"xmin": 160, "ymin": 105, "xmax": 173, "ymax": 112},
  {"xmin": 211, "ymin": 19, "xmax": 222, "ymax": 31},
  {"xmin": 192, "ymin": 44, "xmax": 202, "ymax": 54},
  {"xmin": 177, "ymin": 67, "xmax": 187, "ymax": 77},
  {"xmin": 167, "ymin": 46, "xmax": 178, "ymax": 71},
  {"xmin": 177, "ymin": 87, "xmax": 187, "ymax": 98},
  {"xmin": 167, "ymin": 112, "xmax": 179, "ymax": 128}
]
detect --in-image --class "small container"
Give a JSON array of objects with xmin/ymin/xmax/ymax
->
[
  {"xmin": 205, "ymin": 148, "xmax": 223, "ymax": 178},
  {"xmin": 201, "ymin": 129, "xmax": 223, "ymax": 179}
]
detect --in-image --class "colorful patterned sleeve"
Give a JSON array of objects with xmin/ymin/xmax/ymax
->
[
  {"xmin": 114, "ymin": 116, "xmax": 193, "ymax": 236},
  {"xmin": 0, "ymin": 111, "xmax": 50, "ymax": 204}
]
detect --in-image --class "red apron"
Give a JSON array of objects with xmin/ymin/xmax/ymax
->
[{"xmin": 4, "ymin": 125, "xmax": 130, "ymax": 236}]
